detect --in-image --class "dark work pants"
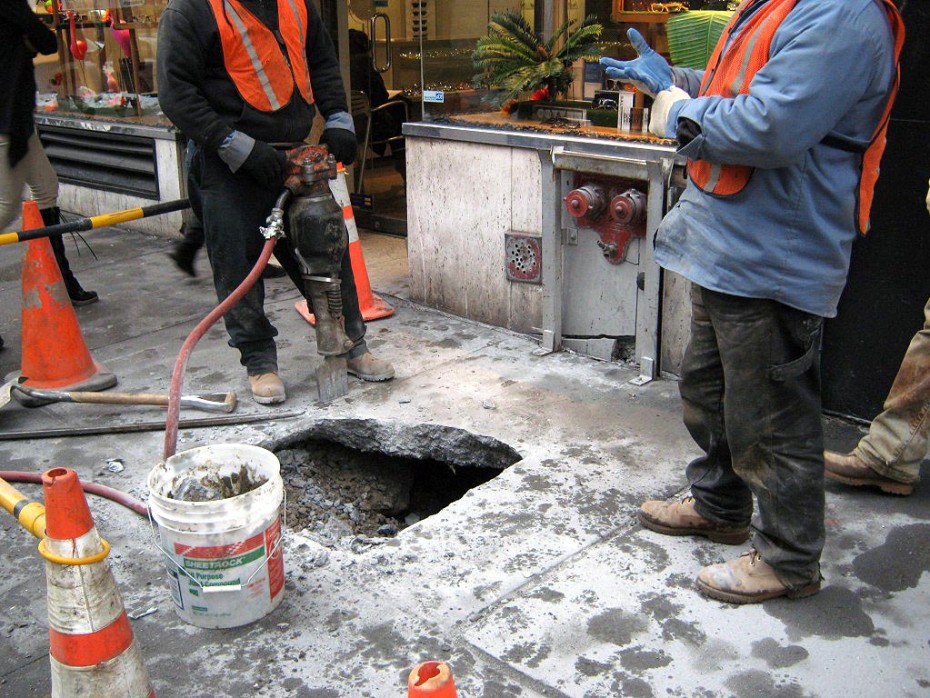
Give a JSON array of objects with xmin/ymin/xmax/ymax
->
[
  {"xmin": 187, "ymin": 143, "xmax": 368, "ymax": 375},
  {"xmin": 681, "ymin": 284, "xmax": 824, "ymax": 588}
]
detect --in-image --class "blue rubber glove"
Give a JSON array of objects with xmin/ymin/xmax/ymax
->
[{"xmin": 599, "ymin": 28, "xmax": 672, "ymax": 97}]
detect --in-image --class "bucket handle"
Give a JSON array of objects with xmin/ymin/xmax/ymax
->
[{"xmin": 147, "ymin": 489, "xmax": 287, "ymax": 593}]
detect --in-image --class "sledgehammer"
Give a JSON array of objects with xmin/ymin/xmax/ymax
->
[{"xmin": 3, "ymin": 382, "xmax": 237, "ymax": 413}]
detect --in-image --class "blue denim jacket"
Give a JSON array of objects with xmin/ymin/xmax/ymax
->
[{"xmin": 655, "ymin": 0, "xmax": 898, "ymax": 317}]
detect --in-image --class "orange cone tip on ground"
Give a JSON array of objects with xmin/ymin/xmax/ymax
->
[{"xmin": 408, "ymin": 660, "xmax": 457, "ymax": 697}]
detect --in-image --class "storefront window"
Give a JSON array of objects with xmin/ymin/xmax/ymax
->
[
  {"xmin": 419, "ymin": 0, "xmax": 733, "ymax": 131},
  {"xmin": 36, "ymin": 1, "xmax": 168, "ymax": 126}
]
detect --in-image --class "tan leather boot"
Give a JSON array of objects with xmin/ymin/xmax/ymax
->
[
  {"xmin": 824, "ymin": 450, "xmax": 914, "ymax": 496},
  {"xmin": 249, "ymin": 372, "xmax": 286, "ymax": 405},
  {"xmin": 696, "ymin": 549, "xmax": 821, "ymax": 604},
  {"xmin": 639, "ymin": 496, "xmax": 749, "ymax": 544},
  {"xmin": 346, "ymin": 352, "xmax": 395, "ymax": 382}
]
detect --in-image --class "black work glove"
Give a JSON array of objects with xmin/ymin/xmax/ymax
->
[
  {"xmin": 240, "ymin": 141, "xmax": 288, "ymax": 191},
  {"xmin": 319, "ymin": 128, "xmax": 357, "ymax": 166}
]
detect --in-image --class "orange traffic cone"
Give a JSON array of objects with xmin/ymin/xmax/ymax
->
[
  {"xmin": 295, "ymin": 163, "xmax": 395, "ymax": 325},
  {"xmin": 14, "ymin": 200, "xmax": 116, "ymax": 404},
  {"xmin": 408, "ymin": 661, "xmax": 457, "ymax": 697},
  {"xmin": 40, "ymin": 467, "xmax": 155, "ymax": 697}
]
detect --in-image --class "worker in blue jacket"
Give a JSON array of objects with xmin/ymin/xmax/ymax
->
[{"xmin": 600, "ymin": 0, "xmax": 902, "ymax": 603}]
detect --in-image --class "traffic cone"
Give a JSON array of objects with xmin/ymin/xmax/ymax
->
[
  {"xmin": 40, "ymin": 467, "xmax": 155, "ymax": 697},
  {"xmin": 408, "ymin": 660, "xmax": 457, "ymax": 697},
  {"xmin": 295, "ymin": 163, "xmax": 395, "ymax": 325},
  {"xmin": 13, "ymin": 200, "xmax": 116, "ymax": 405}
]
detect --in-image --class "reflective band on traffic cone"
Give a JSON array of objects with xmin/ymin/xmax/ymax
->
[
  {"xmin": 41, "ymin": 467, "xmax": 154, "ymax": 698},
  {"xmin": 408, "ymin": 661, "xmax": 457, "ymax": 697},
  {"xmin": 295, "ymin": 164, "xmax": 395, "ymax": 325},
  {"xmin": 15, "ymin": 201, "xmax": 116, "ymax": 402}
]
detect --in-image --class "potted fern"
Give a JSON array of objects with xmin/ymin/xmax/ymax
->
[{"xmin": 472, "ymin": 10, "xmax": 603, "ymax": 112}]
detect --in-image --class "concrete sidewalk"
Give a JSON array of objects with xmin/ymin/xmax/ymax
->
[{"xmin": 1, "ymin": 226, "xmax": 928, "ymax": 697}]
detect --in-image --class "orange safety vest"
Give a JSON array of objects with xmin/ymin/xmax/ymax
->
[
  {"xmin": 206, "ymin": 0, "xmax": 313, "ymax": 112},
  {"xmin": 688, "ymin": 0, "xmax": 904, "ymax": 234}
]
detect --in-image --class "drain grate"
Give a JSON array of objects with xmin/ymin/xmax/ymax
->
[{"xmin": 505, "ymin": 233, "xmax": 542, "ymax": 283}]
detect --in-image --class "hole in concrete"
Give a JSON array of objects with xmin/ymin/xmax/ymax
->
[{"xmin": 273, "ymin": 419, "xmax": 522, "ymax": 547}]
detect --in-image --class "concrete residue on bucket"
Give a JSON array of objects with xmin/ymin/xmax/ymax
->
[
  {"xmin": 148, "ymin": 444, "xmax": 285, "ymax": 629},
  {"xmin": 167, "ymin": 462, "xmax": 268, "ymax": 502}
]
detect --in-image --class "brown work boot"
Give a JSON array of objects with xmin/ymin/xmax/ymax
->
[
  {"xmin": 249, "ymin": 372, "xmax": 286, "ymax": 405},
  {"xmin": 346, "ymin": 352, "xmax": 395, "ymax": 382},
  {"xmin": 824, "ymin": 450, "xmax": 914, "ymax": 496},
  {"xmin": 639, "ymin": 496, "xmax": 750, "ymax": 545},
  {"xmin": 696, "ymin": 549, "xmax": 821, "ymax": 604}
]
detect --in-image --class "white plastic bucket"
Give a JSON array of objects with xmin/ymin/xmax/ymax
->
[{"xmin": 147, "ymin": 444, "xmax": 285, "ymax": 629}]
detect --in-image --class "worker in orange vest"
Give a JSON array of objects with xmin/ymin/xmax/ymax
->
[
  {"xmin": 601, "ymin": 0, "xmax": 903, "ymax": 603},
  {"xmin": 157, "ymin": 0, "xmax": 394, "ymax": 405}
]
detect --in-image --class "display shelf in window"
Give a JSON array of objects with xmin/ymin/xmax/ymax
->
[{"xmin": 35, "ymin": 1, "xmax": 166, "ymax": 122}]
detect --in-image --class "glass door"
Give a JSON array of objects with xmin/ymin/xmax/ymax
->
[{"xmin": 339, "ymin": 0, "xmax": 422, "ymax": 235}]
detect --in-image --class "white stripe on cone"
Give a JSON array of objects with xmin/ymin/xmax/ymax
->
[
  {"xmin": 328, "ymin": 167, "xmax": 359, "ymax": 243},
  {"xmin": 45, "ymin": 529, "xmax": 124, "ymax": 635}
]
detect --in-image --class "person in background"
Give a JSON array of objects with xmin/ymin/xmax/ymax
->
[
  {"xmin": 823, "ymin": 178, "xmax": 930, "ymax": 496},
  {"xmin": 157, "ymin": 0, "xmax": 394, "ymax": 405},
  {"xmin": 1, "ymin": 0, "xmax": 97, "ymax": 314},
  {"xmin": 600, "ymin": 0, "xmax": 902, "ymax": 603},
  {"xmin": 167, "ymin": 140, "xmax": 286, "ymax": 280},
  {"xmin": 168, "ymin": 211, "xmax": 286, "ymax": 280},
  {"xmin": 348, "ymin": 28, "xmax": 407, "ymax": 179}
]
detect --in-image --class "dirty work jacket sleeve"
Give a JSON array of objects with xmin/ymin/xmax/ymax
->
[
  {"xmin": 670, "ymin": 0, "xmax": 895, "ymax": 170},
  {"xmin": 304, "ymin": 2, "xmax": 349, "ymax": 121},
  {"xmin": 156, "ymin": 8, "xmax": 232, "ymax": 153}
]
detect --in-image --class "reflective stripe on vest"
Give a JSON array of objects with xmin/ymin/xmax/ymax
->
[
  {"xmin": 688, "ymin": 0, "xmax": 903, "ymax": 236},
  {"xmin": 206, "ymin": 0, "xmax": 313, "ymax": 112},
  {"xmin": 687, "ymin": 0, "xmax": 798, "ymax": 196}
]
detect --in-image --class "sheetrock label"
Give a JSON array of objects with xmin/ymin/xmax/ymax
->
[{"xmin": 163, "ymin": 518, "xmax": 284, "ymax": 623}]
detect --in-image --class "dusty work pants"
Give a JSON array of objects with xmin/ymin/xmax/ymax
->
[
  {"xmin": 854, "ymin": 296, "xmax": 930, "ymax": 484},
  {"xmin": 187, "ymin": 143, "xmax": 368, "ymax": 375},
  {"xmin": 681, "ymin": 284, "xmax": 824, "ymax": 588}
]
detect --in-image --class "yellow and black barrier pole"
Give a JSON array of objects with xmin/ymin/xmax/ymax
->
[
  {"xmin": 0, "ymin": 198, "xmax": 191, "ymax": 247},
  {"xmin": 0, "ymin": 476, "xmax": 46, "ymax": 539}
]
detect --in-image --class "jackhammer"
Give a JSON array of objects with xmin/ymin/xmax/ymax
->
[{"xmin": 261, "ymin": 145, "xmax": 354, "ymax": 393}]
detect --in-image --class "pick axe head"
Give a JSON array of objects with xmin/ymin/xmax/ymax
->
[{"xmin": 0, "ymin": 377, "xmax": 27, "ymax": 410}]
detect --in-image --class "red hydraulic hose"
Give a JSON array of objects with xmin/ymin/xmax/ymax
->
[
  {"xmin": 163, "ymin": 236, "xmax": 278, "ymax": 460},
  {"xmin": 0, "ymin": 470, "xmax": 148, "ymax": 517}
]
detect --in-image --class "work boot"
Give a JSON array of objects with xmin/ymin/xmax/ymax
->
[
  {"xmin": 43, "ymin": 209, "xmax": 99, "ymax": 306},
  {"xmin": 168, "ymin": 239, "xmax": 200, "ymax": 277},
  {"xmin": 346, "ymin": 352, "xmax": 395, "ymax": 382},
  {"xmin": 249, "ymin": 372, "xmax": 286, "ymax": 405},
  {"xmin": 696, "ymin": 549, "xmax": 821, "ymax": 604},
  {"xmin": 824, "ymin": 450, "xmax": 914, "ymax": 496},
  {"xmin": 639, "ymin": 496, "xmax": 750, "ymax": 545}
]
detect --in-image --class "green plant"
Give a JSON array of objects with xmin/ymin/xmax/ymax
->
[
  {"xmin": 666, "ymin": 10, "xmax": 733, "ymax": 69},
  {"xmin": 472, "ymin": 10, "xmax": 603, "ymax": 102}
]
